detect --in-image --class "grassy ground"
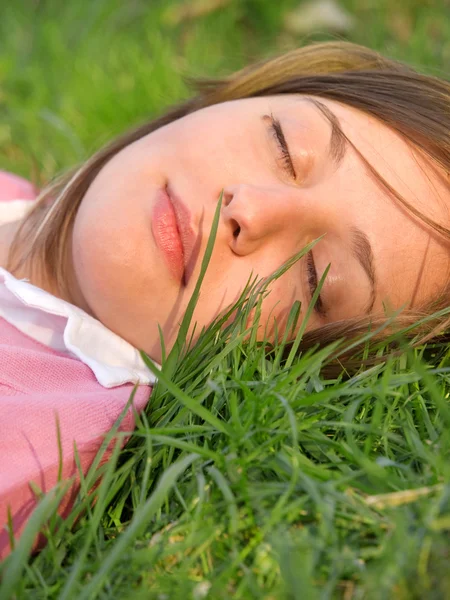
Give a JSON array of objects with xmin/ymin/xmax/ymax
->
[{"xmin": 1, "ymin": 0, "xmax": 450, "ymax": 598}]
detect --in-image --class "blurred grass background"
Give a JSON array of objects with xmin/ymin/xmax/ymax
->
[
  {"xmin": 1, "ymin": 0, "xmax": 450, "ymax": 183},
  {"xmin": 1, "ymin": 1, "xmax": 450, "ymax": 599}
]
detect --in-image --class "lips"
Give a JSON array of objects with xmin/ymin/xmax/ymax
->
[{"xmin": 151, "ymin": 186, "xmax": 197, "ymax": 284}]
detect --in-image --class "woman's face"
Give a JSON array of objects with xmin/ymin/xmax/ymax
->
[{"xmin": 70, "ymin": 95, "xmax": 450, "ymax": 361}]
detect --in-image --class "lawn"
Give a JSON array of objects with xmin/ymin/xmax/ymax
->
[{"xmin": 1, "ymin": 0, "xmax": 450, "ymax": 598}]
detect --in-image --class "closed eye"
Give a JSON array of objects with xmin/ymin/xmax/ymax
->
[
  {"xmin": 265, "ymin": 113, "xmax": 297, "ymax": 180},
  {"xmin": 306, "ymin": 251, "xmax": 325, "ymax": 315}
]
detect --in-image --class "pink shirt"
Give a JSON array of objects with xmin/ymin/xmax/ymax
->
[{"xmin": 0, "ymin": 176, "xmax": 153, "ymax": 558}]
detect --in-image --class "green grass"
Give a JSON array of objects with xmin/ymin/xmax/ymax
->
[{"xmin": 1, "ymin": 1, "xmax": 450, "ymax": 598}]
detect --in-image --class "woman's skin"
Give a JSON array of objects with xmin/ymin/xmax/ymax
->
[{"xmin": 3, "ymin": 95, "xmax": 450, "ymax": 361}]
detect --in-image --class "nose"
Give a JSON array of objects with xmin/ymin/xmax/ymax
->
[{"xmin": 222, "ymin": 183, "xmax": 299, "ymax": 256}]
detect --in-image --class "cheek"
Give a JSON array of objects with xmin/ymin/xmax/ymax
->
[
  {"xmin": 162, "ymin": 116, "xmax": 258, "ymax": 187},
  {"xmin": 188, "ymin": 261, "xmax": 300, "ymax": 341},
  {"xmin": 71, "ymin": 220, "xmax": 117, "ymax": 318},
  {"xmin": 258, "ymin": 277, "xmax": 301, "ymax": 336},
  {"xmin": 71, "ymin": 199, "xmax": 147, "ymax": 314}
]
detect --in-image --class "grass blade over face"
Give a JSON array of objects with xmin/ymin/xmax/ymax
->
[{"xmin": 154, "ymin": 192, "xmax": 224, "ymax": 380}]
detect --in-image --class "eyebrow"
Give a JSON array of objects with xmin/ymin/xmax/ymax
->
[
  {"xmin": 303, "ymin": 98, "xmax": 377, "ymax": 313},
  {"xmin": 351, "ymin": 227, "xmax": 377, "ymax": 313},
  {"xmin": 304, "ymin": 97, "xmax": 347, "ymax": 170}
]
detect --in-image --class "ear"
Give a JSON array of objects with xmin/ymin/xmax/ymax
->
[{"xmin": 0, "ymin": 171, "xmax": 37, "ymax": 202}]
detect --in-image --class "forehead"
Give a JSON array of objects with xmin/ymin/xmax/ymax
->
[
  {"xmin": 188, "ymin": 94, "xmax": 450, "ymax": 309},
  {"xmin": 263, "ymin": 94, "xmax": 450, "ymax": 308},
  {"xmin": 264, "ymin": 94, "xmax": 444, "ymax": 208},
  {"xmin": 316, "ymin": 96, "xmax": 450, "ymax": 306},
  {"xmin": 317, "ymin": 97, "xmax": 449, "ymax": 219},
  {"xmin": 218, "ymin": 94, "xmax": 448, "ymax": 218}
]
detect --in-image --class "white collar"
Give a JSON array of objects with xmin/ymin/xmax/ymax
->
[{"xmin": 0, "ymin": 199, "xmax": 157, "ymax": 388}]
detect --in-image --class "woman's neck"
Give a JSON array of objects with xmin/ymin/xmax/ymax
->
[
  {"xmin": 0, "ymin": 219, "xmax": 58, "ymax": 295},
  {"xmin": 0, "ymin": 218, "xmax": 94, "ymax": 316},
  {"xmin": 0, "ymin": 220, "xmax": 22, "ymax": 271}
]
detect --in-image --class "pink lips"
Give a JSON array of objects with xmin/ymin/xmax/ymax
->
[{"xmin": 151, "ymin": 187, "xmax": 196, "ymax": 283}]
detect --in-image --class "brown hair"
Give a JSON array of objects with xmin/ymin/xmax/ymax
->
[{"xmin": 7, "ymin": 41, "xmax": 450, "ymax": 359}]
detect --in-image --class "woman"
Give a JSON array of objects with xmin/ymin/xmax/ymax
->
[{"xmin": 1, "ymin": 41, "xmax": 449, "ymax": 557}]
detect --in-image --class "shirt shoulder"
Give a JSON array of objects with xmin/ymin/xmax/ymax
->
[
  {"xmin": 0, "ymin": 267, "xmax": 158, "ymax": 389},
  {"xmin": 0, "ymin": 198, "xmax": 34, "ymax": 224},
  {"xmin": 0, "ymin": 171, "xmax": 37, "ymax": 204}
]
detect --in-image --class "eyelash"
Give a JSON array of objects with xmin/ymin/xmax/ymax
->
[
  {"xmin": 269, "ymin": 115, "xmax": 297, "ymax": 180},
  {"xmin": 267, "ymin": 114, "xmax": 324, "ymax": 315},
  {"xmin": 307, "ymin": 251, "xmax": 324, "ymax": 315}
]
